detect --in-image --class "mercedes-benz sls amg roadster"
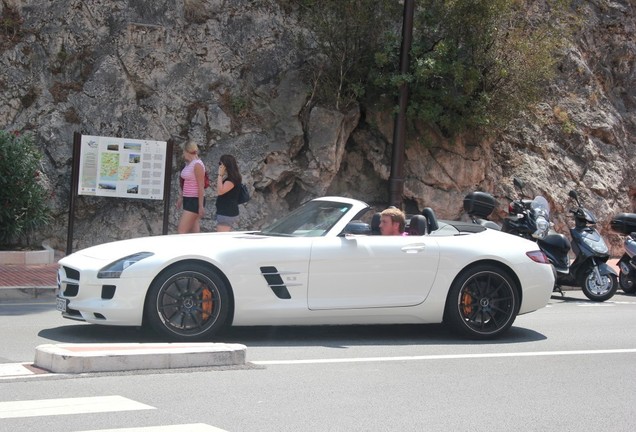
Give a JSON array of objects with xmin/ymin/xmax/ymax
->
[{"xmin": 56, "ymin": 196, "xmax": 554, "ymax": 340}]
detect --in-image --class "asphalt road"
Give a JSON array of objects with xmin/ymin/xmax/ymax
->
[{"xmin": 1, "ymin": 291, "xmax": 636, "ymax": 431}]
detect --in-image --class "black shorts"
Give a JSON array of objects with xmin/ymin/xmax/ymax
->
[{"xmin": 183, "ymin": 197, "xmax": 205, "ymax": 213}]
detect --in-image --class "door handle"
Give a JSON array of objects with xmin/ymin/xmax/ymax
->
[{"xmin": 401, "ymin": 244, "xmax": 426, "ymax": 254}]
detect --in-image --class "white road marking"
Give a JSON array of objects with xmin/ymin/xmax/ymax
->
[
  {"xmin": 252, "ymin": 348, "xmax": 636, "ymax": 365},
  {"xmin": 547, "ymin": 300, "xmax": 636, "ymax": 307},
  {"xmin": 77, "ymin": 424, "xmax": 227, "ymax": 432},
  {"xmin": 0, "ymin": 362, "xmax": 33, "ymax": 377},
  {"xmin": 577, "ymin": 303, "xmax": 614, "ymax": 307},
  {"xmin": 0, "ymin": 362, "xmax": 60, "ymax": 380},
  {"xmin": 0, "ymin": 395, "xmax": 155, "ymax": 419}
]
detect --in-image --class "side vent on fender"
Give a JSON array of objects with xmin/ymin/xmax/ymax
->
[{"xmin": 260, "ymin": 266, "xmax": 292, "ymax": 299}]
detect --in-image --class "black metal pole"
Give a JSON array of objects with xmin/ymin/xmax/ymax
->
[
  {"xmin": 388, "ymin": 0, "xmax": 415, "ymax": 208},
  {"xmin": 66, "ymin": 132, "xmax": 82, "ymax": 255},
  {"xmin": 162, "ymin": 140, "xmax": 174, "ymax": 235}
]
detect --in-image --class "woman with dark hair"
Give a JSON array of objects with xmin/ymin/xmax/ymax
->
[{"xmin": 215, "ymin": 154, "xmax": 242, "ymax": 231}]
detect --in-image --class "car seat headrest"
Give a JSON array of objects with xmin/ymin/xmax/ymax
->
[{"xmin": 408, "ymin": 214, "xmax": 428, "ymax": 236}]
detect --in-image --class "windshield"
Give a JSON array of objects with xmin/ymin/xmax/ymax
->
[
  {"xmin": 531, "ymin": 196, "xmax": 550, "ymax": 219},
  {"xmin": 260, "ymin": 200, "xmax": 352, "ymax": 237}
]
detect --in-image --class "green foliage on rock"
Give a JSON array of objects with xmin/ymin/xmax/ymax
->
[
  {"xmin": 388, "ymin": 0, "xmax": 568, "ymax": 136},
  {"xmin": 0, "ymin": 130, "xmax": 52, "ymax": 248},
  {"xmin": 291, "ymin": 0, "xmax": 569, "ymax": 137},
  {"xmin": 293, "ymin": 0, "xmax": 401, "ymax": 111},
  {"xmin": 0, "ymin": 2, "xmax": 24, "ymax": 51}
]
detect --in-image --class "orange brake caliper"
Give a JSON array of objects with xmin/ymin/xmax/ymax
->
[
  {"xmin": 461, "ymin": 291, "xmax": 473, "ymax": 317},
  {"xmin": 202, "ymin": 287, "xmax": 213, "ymax": 320}
]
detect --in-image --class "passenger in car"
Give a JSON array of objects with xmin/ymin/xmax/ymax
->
[{"xmin": 379, "ymin": 207, "xmax": 406, "ymax": 235}]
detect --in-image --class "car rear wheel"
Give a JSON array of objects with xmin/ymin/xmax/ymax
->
[
  {"xmin": 145, "ymin": 262, "xmax": 230, "ymax": 341},
  {"xmin": 444, "ymin": 264, "xmax": 519, "ymax": 339}
]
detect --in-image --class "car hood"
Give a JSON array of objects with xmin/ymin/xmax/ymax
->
[{"xmin": 66, "ymin": 231, "xmax": 264, "ymax": 262}]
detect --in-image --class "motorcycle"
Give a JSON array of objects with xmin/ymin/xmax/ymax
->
[
  {"xmin": 610, "ymin": 212, "xmax": 636, "ymax": 294},
  {"xmin": 501, "ymin": 178, "xmax": 617, "ymax": 301},
  {"xmin": 500, "ymin": 177, "xmax": 551, "ymax": 241},
  {"xmin": 463, "ymin": 180, "xmax": 549, "ymax": 239}
]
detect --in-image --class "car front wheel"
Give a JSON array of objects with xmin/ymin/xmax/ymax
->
[
  {"xmin": 444, "ymin": 264, "xmax": 519, "ymax": 339},
  {"xmin": 145, "ymin": 262, "xmax": 230, "ymax": 341}
]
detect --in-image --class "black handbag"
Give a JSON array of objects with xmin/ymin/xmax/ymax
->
[{"xmin": 238, "ymin": 183, "xmax": 250, "ymax": 204}]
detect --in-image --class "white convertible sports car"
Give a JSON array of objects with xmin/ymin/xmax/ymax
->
[{"xmin": 56, "ymin": 196, "xmax": 554, "ymax": 340}]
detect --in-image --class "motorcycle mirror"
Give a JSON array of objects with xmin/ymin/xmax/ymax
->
[
  {"xmin": 513, "ymin": 177, "xmax": 525, "ymax": 190},
  {"xmin": 568, "ymin": 190, "xmax": 581, "ymax": 206}
]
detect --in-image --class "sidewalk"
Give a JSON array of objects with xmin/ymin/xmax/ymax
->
[{"xmin": 0, "ymin": 263, "xmax": 58, "ymax": 301}]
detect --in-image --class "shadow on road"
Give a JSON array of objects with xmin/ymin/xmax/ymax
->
[
  {"xmin": 38, "ymin": 321, "xmax": 546, "ymax": 348},
  {"xmin": 550, "ymin": 290, "xmax": 636, "ymax": 303}
]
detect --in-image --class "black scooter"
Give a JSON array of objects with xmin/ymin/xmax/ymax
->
[
  {"xmin": 539, "ymin": 190, "xmax": 618, "ymax": 301},
  {"xmin": 610, "ymin": 213, "xmax": 636, "ymax": 294}
]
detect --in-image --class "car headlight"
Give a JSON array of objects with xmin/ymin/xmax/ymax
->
[
  {"xmin": 97, "ymin": 252, "xmax": 154, "ymax": 279},
  {"xmin": 582, "ymin": 236, "xmax": 608, "ymax": 254}
]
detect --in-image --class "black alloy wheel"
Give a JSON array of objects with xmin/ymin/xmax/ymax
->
[
  {"xmin": 145, "ymin": 262, "xmax": 230, "ymax": 340},
  {"xmin": 444, "ymin": 265, "xmax": 519, "ymax": 339}
]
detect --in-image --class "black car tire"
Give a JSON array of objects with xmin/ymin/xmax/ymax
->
[
  {"xmin": 444, "ymin": 264, "xmax": 520, "ymax": 339},
  {"xmin": 145, "ymin": 262, "xmax": 230, "ymax": 341}
]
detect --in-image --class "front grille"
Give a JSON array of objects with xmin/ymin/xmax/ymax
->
[
  {"xmin": 59, "ymin": 266, "xmax": 81, "ymax": 297},
  {"xmin": 64, "ymin": 284, "xmax": 79, "ymax": 297},
  {"xmin": 63, "ymin": 308, "xmax": 82, "ymax": 319},
  {"xmin": 63, "ymin": 266, "xmax": 80, "ymax": 280}
]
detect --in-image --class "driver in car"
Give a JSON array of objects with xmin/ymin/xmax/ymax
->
[{"xmin": 379, "ymin": 207, "xmax": 406, "ymax": 235}]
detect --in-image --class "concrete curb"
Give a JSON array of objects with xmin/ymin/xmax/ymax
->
[
  {"xmin": 34, "ymin": 342, "xmax": 247, "ymax": 374},
  {"xmin": 0, "ymin": 287, "xmax": 56, "ymax": 302},
  {"xmin": 0, "ymin": 244, "xmax": 55, "ymax": 265}
]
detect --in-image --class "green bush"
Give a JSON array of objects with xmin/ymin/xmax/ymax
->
[
  {"xmin": 292, "ymin": 0, "xmax": 569, "ymax": 137},
  {"xmin": 294, "ymin": 0, "xmax": 401, "ymax": 110},
  {"xmin": 372, "ymin": 0, "xmax": 569, "ymax": 136},
  {"xmin": 0, "ymin": 130, "xmax": 52, "ymax": 249}
]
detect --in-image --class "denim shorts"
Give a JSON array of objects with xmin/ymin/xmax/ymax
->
[{"xmin": 216, "ymin": 214, "xmax": 239, "ymax": 227}]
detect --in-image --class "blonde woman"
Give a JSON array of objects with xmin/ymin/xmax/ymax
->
[{"xmin": 176, "ymin": 141, "xmax": 206, "ymax": 233}]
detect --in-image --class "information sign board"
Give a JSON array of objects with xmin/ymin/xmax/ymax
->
[{"xmin": 77, "ymin": 135, "xmax": 167, "ymax": 200}]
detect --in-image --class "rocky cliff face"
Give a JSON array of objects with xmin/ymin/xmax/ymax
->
[{"xmin": 0, "ymin": 0, "xmax": 634, "ymax": 255}]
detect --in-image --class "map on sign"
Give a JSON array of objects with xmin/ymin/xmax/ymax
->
[{"xmin": 78, "ymin": 135, "xmax": 167, "ymax": 200}]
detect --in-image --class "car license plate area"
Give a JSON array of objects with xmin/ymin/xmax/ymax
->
[{"xmin": 56, "ymin": 297, "xmax": 68, "ymax": 313}]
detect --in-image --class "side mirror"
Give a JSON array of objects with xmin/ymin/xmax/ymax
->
[
  {"xmin": 513, "ymin": 177, "xmax": 525, "ymax": 190},
  {"xmin": 568, "ymin": 190, "xmax": 578, "ymax": 200},
  {"xmin": 342, "ymin": 221, "xmax": 371, "ymax": 236}
]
